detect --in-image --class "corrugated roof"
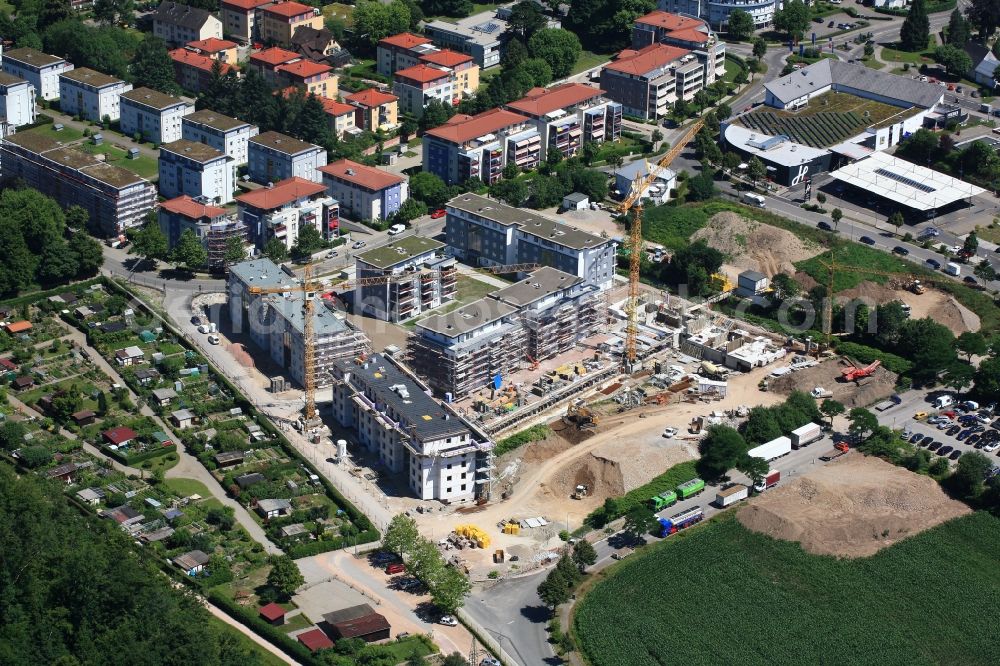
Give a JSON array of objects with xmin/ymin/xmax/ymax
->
[
  {"xmin": 379, "ymin": 32, "xmax": 433, "ymax": 49},
  {"xmin": 603, "ymin": 43, "xmax": 690, "ymax": 76},
  {"xmin": 506, "ymin": 83, "xmax": 604, "ymax": 117},
  {"xmin": 161, "ymin": 195, "xmax": 229, "ymax": 219},
  {"xmin": 297, "ymin": 628, "xmax": 334, "ymax": 652},
  {"xmin": 424, "ymin": 108, "xmax": 529, "ymax": 144},
  {"xmin": 319, "ymin": 159, "xmax": 403, "ymax": 191},
  {"xmin": 345, "ymin": 88, "xmax": 397, "ymax": 107},
  {"xmin": 236, "ymin": 176, "xmax": 326, "ymax": 209},
  {"xmin": 394, "ymin": 63, "xmax": 451, "ymax": 84}
]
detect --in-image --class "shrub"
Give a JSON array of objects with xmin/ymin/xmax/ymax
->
[{"xmin": 494, "ymin": 424, "xmax": 550, "ymax": 457}]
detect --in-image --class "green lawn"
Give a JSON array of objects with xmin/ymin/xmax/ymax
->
[
  {"xmin": 76, "ymin": 141, "xmax": 159, "ymax": 179},
  {"xmin": 404, "ymin": 274, "xmax": 497, "ymax": 328},
  {"xmin": 380, "ymin": 635, "xmax": 435, "ymax": 661},
  {"xmin": 321, "ymin": 2, "xmax": 354, "ymax": 26},
  {"xmin": 277, "ymin": 612, "xmax": 313, "ymax": 634},
  {"xmin": 571, "ymin": 50, "xmax": 612, "ymax": 76},
  {"xmin": 162, "ymin": 478, "xmax": 212, "ymax": 498},
  {"xmin": 575, "ymin": 511, "xmax": 1000, "ymax": 666},
  {"xmin": 880, "ymin": 42, "xmax": 935, "ymax": 66},
  {"xmin": 723, "ymin": 57, "xmax": 744, "ymax": 83},
  {"xmin": 860, "ymin": 54, "xmax": 884, "ymax": 69},
  {"xmin": 206, "ymin": 616, "xmax": 288, "ymax": 666}
]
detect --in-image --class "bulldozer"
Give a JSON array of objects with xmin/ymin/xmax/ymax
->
[
  {"xmin": 565, "ymin": 401, "xmax": 598, "ymax": 429},
  {"xmin": 571, "ymin": 484, "xmax": 589, "ymax": 500}
]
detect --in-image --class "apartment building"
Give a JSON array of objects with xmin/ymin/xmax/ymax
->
[
  {"xmin": 422, "ymin": 108, "xmax": 537, "ymax": 185},
  {"xmin": 185, "ymin": 37, "xmax": 240, "ymax": 64},
  {"xmin": 248, "ymin": 46, "xmax": 300, "ymax": 86},
  {"xmin": 353, "ymin": 236, "xmax": 457, "ymax": 323},
  {"xmin": 259, "ymin": 1, "xmax": 323, "ymax": 47},
  {"xmin": 408, "ymin": 267, "xmax": 603, "ymax": 399},
  {"xmin": 320, "ymin": 98, "xmax": 357, "ymax": 138},
  {"xmin": 377, "ymin": 32, "xmax": 435, "ymax": 77},
  {"xmin": 599, "ymin": 44, "xmax": 702, "ymax": 120},
  {"xmin": 659, "ymin": 0, "xmax": 780, "ymax": 31},
  {"xmin": 120, "ymin": 87, "xmax": 194, "ymax": 144},
  {"xmin": 248, "ymin": 130, "xmax": 327, "ymax": 184},
  {"xmin": 632, "ymin": 11, "xmax": 725, "ymax": 85},
  {"xmin": 158, "ymin": 139, "xmax": 236, "ymax": 204},
  {"xmin": 1, "ymin": 48, "xmax": 73, "ymax": 101},
  {"xmin": 221, "ymin": 0, "xmax": 273, "ymax": 43},
  {"xmin": 236, "ymin": 176, "xmax": 340, "ymax": 249},
  {"xmin": 169, "ymin": 48, "xmax": 237, "ymax": 94},
  {"xmin": 505, "ymin": 83, "xmax": 622, "ymax": 160},
  {"xmin": 0, "ymin": 132, "xmax": 156, "ymax": 236},
  {"xmin": 393, "ymin": 64, "xmax": 456, "ymax": 117},
  {"xmin": 275, "ymin": 58, "xmax": 337, "ymax": 98},
  {"xmin": 182, "ymin": 109, "xmax": 259, "ymax": 165},
  {"xmin": 344, "ymin": 88, "xmax": 399, "ymax": 132},
  {"xmin": 329, "ymin": 353, "xmax": 494, "ymax": 502},
  {"xmin": 58, "ymin": 68, "xmax": 132, "ymax": 122},
  {"xmin": 319, "ymin": 159, "xmax": 407, "ymax": 222},
  {"xmin": 0, "ymin": 73, "xmax": 37, "ymax": 128},
  {"xmin": 424, "ymin": 10, "xmax": 508, "ymax": 69},
  {"xmin": 159, "ymin": 195, "xmax": 249, "ymax": 270},
  {"xmin": 228, "ymin": 258, "xmax": 368, "ymax": 389},
  {"xmin": 420, "ymin": 49, "xmax": 478, "ymax": 94},
  {"xmin": 152, "ymin": 1, "xmax": 223, "ymax": 47},
  {"xmin": 445, "ymin": 193, "xmax": 618, "ymax": 290}
]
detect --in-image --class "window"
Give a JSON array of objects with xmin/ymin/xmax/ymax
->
[
  {"xmin": 447, "ymin": 475, "xmax": 452, "ymax": 481},
  {"xmin": 461, "ymin": 484, "xmax": 466, "ymax": 491},
  {"xmin": 446, "ymin": 487, "xmax": 452, "ymax": 494}
]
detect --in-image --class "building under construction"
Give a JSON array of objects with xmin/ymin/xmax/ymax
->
[
  {"xmin": 407, "ymin": 267, "xmax": 605, "ymax": 399},
  {"xmin": 353, "ymin": 236, "xmax": 458, "ymax": 322},
  {"xmin": 206, "ymin": 217, "xmax": 249, "ymax": 271}
]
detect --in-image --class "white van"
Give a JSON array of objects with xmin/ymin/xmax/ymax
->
[
  {"xmin": 933, "ymin": 394, "xmax": 954, "ymax": 409},
  {"xmin": 945, "ymin": 262, "xmax": 961, "ymax": 276},
  {"xmin": 387, "ymin": 224, "xmax": 406, "ymax": 235},
  {"xmin": 741, "ymin": 192, "xmax": 766, "ymax": 208}
]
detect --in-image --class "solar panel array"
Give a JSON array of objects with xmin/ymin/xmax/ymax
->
[{"xmin": 873, "ymin": 167, "xmax": 936, "ymax": 193}]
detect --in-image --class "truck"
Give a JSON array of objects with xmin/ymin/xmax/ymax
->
[
  {"xmin": 791, "ymin": 422, "xmax": 822, "ymax": 449},
  {"xmin": 648, "ymin": 490, "xmax": 678, "ymax": 511},
  {"xmin": 715, "ymin": 484, "xmax": 749, "ymax": 508},
  {"xmin": 753, "ymin": 469, "xmax": 780, "ymax": 492},
  {"xmin": 810, "ymin": 386, "xmax": 833, "ymax": 399},
  {"xmin": 874, "ymin": 395, "xmax": 902, "ymax": 411},
  {"xmin": 819, "ymin": 442, "xmax": 851, "ymax": 461},
  {"xmin": 748, "ymin": 436, "xmax": 792, "ymax": 462},
  {"xmin": 946, "ymin": 262, "xmax": 961, "ymax": 276},
  {"xmin": 933, "ymin": 394, "xmax": 954, "ymax": 409},
  {"xmin": 741, "ymin": 192, "xmax": 766, "ymax": 208},
  {"xmin": 675, "ymin": 478, "xmax": 706, "ymax": 500},
  {"xmin": 657, "ymin": 507, "xmax": 705, "ymax": 537}
]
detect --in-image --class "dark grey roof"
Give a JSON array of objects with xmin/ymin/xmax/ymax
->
[
  {"xmin": 322, "ymin": 604, "xmax": 379, "ymax": 625},
  {"xmin": 236, "ymin": 472, "xmax": 265, "ymax": 488},
  {"xmin": 250, "ymin": 131, "xmax": 319, "ymax": 156},
  {"xmin": 0, "ymin": 72, "xmax": 29, "ymax": 87},
  {"xmin": 152, "ymin": 1, "xmax": 216, "ymax": 31},
  {"xmin": 764, "ymin": 60, "xmax": 944, "ymax": 109},
  {"xmin": 184, "ymin": 109, "xmax": 253, "ymax": 132},
  {"xmin": 122, "ymin": 86, "xmax": 189, "ymax": 111},
  {"xmin": 228, "ymin": 257, "xmax": 292, "ymax": 290},
  {"xmin": 964, "ymin": 41, "xmax": 990, "ymax": 66},
  {"xmin": 416, "ymin": 297, "xmax": 517, "ymax": 337},
  {"xmin": 563, "ymin": 192, "xmax": 589, "ymax": 203},
  {"xmin": 739, "ymin": 270, "xmax": 767, "ymax": 283},
  {"xmin": 489, "ymin": 266, "xmax": 582, "ymax": 308}
]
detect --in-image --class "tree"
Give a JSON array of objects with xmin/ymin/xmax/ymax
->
[
  {"xmin": 489, "ymin": 179, "xmax": 528, "ymax": 206},
  {"xmin": 943, "ymin": 361, "xmax": 975, "ymax": 391},
  {"xmin": 727, "ymin": 9, "xmax": 754, "ymax": 40},
  {"xmin": 262, "ymin": 238, "xmax": 289, "ymax": 263},
  {"xmin": 747, "ymin": 156, "xmax": 766, "ymax": 184},
  {"xmin": 266, "ymin": 555, "xmax": 304, "ymax": 599},
  {"xmin": 622, "ymin": 504, "xmax": 657, "ymax": 541},
  {"xmin": 934, "ymin": 44, "xmax": 973, "ymax": 77},
  {"xmin": 687, "ymin": 169, "xmax": 717, "ymax": 201},
  {"xmin": 774, "ymin": 0, "xmax": 809, "ymax": 40},
  {"xmin": 37, "ymin": 241, "xmax": 79, "ymax": 285},
  {"xmin": 408, "ymin": 653, "xmax": 430, "ymax": 666},
  {"xmin": 820, "ymin": 398, "xmax": 845, "ymax": 427},
  {"xmin": 651, "ymin": 129, "xmax": 664, "ymax": 148},
  {"xmin": 951, "ymin": 451, "xmax": 992, "ymax": 497},
  {"xmin": 68, "ymin": 233, "xmax": 103, "ymax": 278},
  {"xmin": 864, "ymin": 42, "xmax": 875, "ymax": 58},
  {"xmin": 93, "ymin": 0, "xmax": 134, "ymax": 26},
  {"xmin": 129, "ymin": 221, "xmax": 169, "ymax": 267},
  {"xmin": 131, "ymin": 36, "xmax": 178, "ymax": 94},
  {"xmin": 963, "ymin": 232, "xmax": 979, "ymax": 255},
  {"xmin": 973, "ymin": 355, "xmax": 1000, "ymax": 399},
  {"xmin": 392, "ymin": 198, "xmax": 428, "ymax": 223},
  {"xmin": 966, "ymin": 0, "xmax": 1000, "ymax": 37},
  {"xmin": 900, "ymin": 0, "xmax": 930, "ymax": 51},
  {"xmin": 696, "ymin": 425, "xmax": 748, "ymax": 481},
  {"xmin": 902, "ymin": 318, "xmax": 957, "ymax": 384},
  {"xmin": 565, "ymin": 0, "xmax": 655, "ymax": 52},
  {"xmin": 383, "ymin": 514, "xmax": 420, "ymax": 558},
  {"xmin": 957, "ymin": 331, "xmax": 987, "ymax": 361},
  {"xmin": 537, "ymin": 568, "xmax": 571, "ymax": 610},
  {"xmin": 352, "ymin": 0, "xmax": 411, "ymax": 47},
  {"xmin": 737, "ymin": 454, "xmax": 769, "ymax": 488},
  {"xmin": 975, "ymin": 259, "xmax": 997, "ymax": 282},
  {"xmin": 407, "ymin": 537, "xmax": 444, "ymax": 584},
  {"xmin": 528, "ymin": 29, "xmax": 582, "ymax": 79},
  {"xmin": 441, "ymin": 653, "xmax": 470, "ymax": 666},
  {"xmin": 222, "ymin": 236, "xmax": 246, "ymax": 267},
  {"xmin": 769, "ymin": 272, "xmax": 799, "ymax": 301},
  {"xmin": 888, "ymin": 211, "xmax": 904, "ymax": 235},
  {"xmin": 663, "ymin": 239, "xmax": 724, "ymax": 297},
  {"xmin": 717, "ymin": 101, "xmax": 732, "ymax": 121},
  {"xmin": 580, "ymin": 141, "xmax": 600, "ymax": 166},
  {"xmin": 418, "ymin": 99, "xmax": 453, "ymax": 132},
  {"xmin": 752, "ymin": 37, "xmax": 767, "ymax": 60},
  {"xmin": 409, "ymin": 171, "xmax": 451, "ymax": 207},
  {"xmin": 722, "ymin": 151, "xmax": 741, "ymax": 172},
  {"xmin": 508, "ymin": 0, "xmax": 546, "ymax": 40},
  {"xmin": 0, "ymin": 421, "xmax": 27, "ymax": 451},
  {"xmin": 847, "ymin": 408, "xmax": 878, "ymax": 441},
  {"xmin": 831, "ymin": 208, "xmax": 843, "ymax": 229},
  {"xmin": 422, "ymin": 0, "xmax": 474, "ymax": 19},
  {"xmin": 572, "ymin": 539, "xmax": 598, "ymax": 571},
  {"xmin": 171, "ymin": 229, "xmax": 207, "ymax": 270},
  {"xmin": 429, "ymin": 566, "xmax": 471, "ymax": 614},
  {"xmin": 291, "ymin": 224, "xmax": 323, "ymax": 259},
  {"xmin": 946, "ymin": 9, "xmax": 971, "ymax": 45}
]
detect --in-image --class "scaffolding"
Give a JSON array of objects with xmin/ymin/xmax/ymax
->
[{"xmin": 206, "ymin": 219, "xmax": 248, "ymax": 271}]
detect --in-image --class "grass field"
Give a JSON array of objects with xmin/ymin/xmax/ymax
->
[
  {"xmin": 321, "ymin": 2, "xmax": 354, "ymax": 25},
  {"xmin": 25, "ymin": 123, "xmax": 85, "ymax": 143},
  {"xmin": 575, "ymin": 511, "xmax": 1000, "ymax": 666},
  {"xmin": 162, "ymin": 478, "xmax": 212, "ymax": 498},
  {"xmin": 572, "ymin": 50, "xmax": 612, "ymax": 76},
  {"xmin": 207, "ymin": 616, "xmax": 287, "ymax": 666},
  {"xmin": 404, "ymin": 274, "xmax": 498, "ymax": 328}
]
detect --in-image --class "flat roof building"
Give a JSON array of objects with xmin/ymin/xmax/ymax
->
[
  {"xmin": 120, "ymin": 87, "xmax": 195, "ymax": 144},
  {"xmin": 182, "ymin": 109, "xmax": 259, "ymax": 166},
  {"xmin": 354, "ymin": 236, "xmax": 456, "ymax": 323},
  {"xmin": 248, "ymin": 130, "xmax": 327, "ymax": 185},
  {"xmin": 1, "ymin": 47, "xmax": 74, "ymax": 101},
  {"xmin": 424, "ymin": 10, "xmax": 510, "ymax": 69},
  {"xmin": 58, "ymin": 68, "xmax": 133, "ymax": 122},
  {"xmin": 158, "ymin": 138, "xmax": 236, "ymax": 204},
  {"xmin": 318, "ymin": 159, "xmax": 407, "ymax": 222},
  {"xmin": 0, "ymin": 72, "xmax": 37, "ymax": 129}
]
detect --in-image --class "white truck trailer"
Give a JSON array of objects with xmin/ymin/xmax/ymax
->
[
  {"xmin": 715, "ymin": 484, "xmax": 749, "ymax": 508},
  {"xmin": 791, "ymin": 422, "xmax": 822, "ymax": 449},
  {"xmin": 749, "ymin": 436, "xmax": 792, "ymax": 462}
]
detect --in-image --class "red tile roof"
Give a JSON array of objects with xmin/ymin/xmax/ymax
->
[
  {"xmin": 258, "ymin": 603, "xmax": 286, "ymax": 622},
  {"xmin": 419, "ymin": 49, "xmax": 473, "ymax": 68},
  {"xmin": 319, "ymin": 159, "xmax": 403, "ymax": 191},
  {"xmin": 103, "ymin": 426, "xmax": 138, "ymax": 446},
  {"xmin": 297, "ymin": 628, "xmax": 334, "ymax": 652},
  {"xmin": 424, "ymin": 108, "xmax": 529, "ymax": 144},
  {"xmin": 394, "ymin": 63, "xmax": 451, "ymax": 85},
  {"xmin": 161, "ymin": 195, "xmax": 229, "ymax": 220},
  {"xmin": 221, "ymin": 0, "xmax": 272, "ymax": 10},
  {"xmin": 250, "ymin": 47, "xmax": 301, "ymax": 67},
  {"xmin": 345, "ymin": 88, "xmax": 397, "ymax": 107},
  {"xmin": 603, "ymin": 44, "xmax": 691, "ymax": 76},
  {"xmin": 379, "ymin": 32, "xmax": 432, "ymax": 50},
  {"xmin": 636, "ymin": 10, "xmax": 705, "ymax": 34},
  {"xmin": 0, "ymin": 357, "xmax": 17, "ymax": 370},
  {"xmin": 5, "ymin": 320, "xmax": 32, "ymax": 333},
  {"xmin": 506, "ymin": 83, "xmax": 604, "ymax": 117},
  {"xmin": 261, "ymin": 1, "xmax": 315, "ymax": 18},
  {"xmin": 187, "ymin": 37, "xmax": 238, "ymax": 53},
  {"xmin": 275, "ymin": 59, "xmax": 332, "ymax": 78},
  {"xmin": 668, "ymin": 27, "xmax": 710, "ymax": 43},
  {"xmin": 236, "ymin": 177, "xmax": 326, "ymax": 210},
  {"xmin": 321, "ymin": 98, "xmax": 356, "ymax": 117},
  {"xmin": 170, "ymin": 48, "xmax": 235, "ymax": 74}
]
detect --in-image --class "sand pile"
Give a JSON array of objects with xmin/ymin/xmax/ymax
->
[
  {"xmin": 770, "ymin": 358, "xmax": 897, "ymax": 408},
  {"xmin": 692, "ymin": 212, "xmax": 821, "ymax": 276},
  {"xmin": 738, "ymin": 456, "xmax": 970, "ymax": 557}
]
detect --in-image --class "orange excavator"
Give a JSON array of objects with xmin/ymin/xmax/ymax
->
[{"xmin": 841, "ymin": 358, "xmax": 881, "ymax": 382}]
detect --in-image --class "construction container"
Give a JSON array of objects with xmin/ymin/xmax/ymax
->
[{"xmin": 715, "ymin": 484, "xmax": 748, "ymax": 508}]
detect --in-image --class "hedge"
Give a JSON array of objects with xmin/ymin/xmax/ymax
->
[
  {"xmin": 207, "ymin": 589, "xmax": 321, "ymax": 666},
  {"xmin": 834, "ymin": 341, "xmax": 914, "ymax": 376},
  {"xmin": 285, "ymin": 529, "xmax": 380, "ymax": 559},
  {"xmin": 493, "ymin": 424, "xmax": 550, "ymax": 457},
  {"xmin": 108, "ymin": 442, "xmax": 177, "ymax": 465},
  {"xmin": 584, "ymin": 460, "xmax": 699, "ymax": 527}
]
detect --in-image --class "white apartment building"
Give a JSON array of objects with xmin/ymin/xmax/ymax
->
[
  {"xmin": 0, "ymin": 73, "xmax": 37, "ymax": 128},
  {"xmin": 353, "ymin": 236, "xmax": 457, "ymax": 323},
  {"xmin": 1, "ymin": 47, "xmax": 74, "ymax": 101},
  {"xmin": 58, "ymin": 68, "xmax": 133, "ymax": 122},
  {"xmin": 236, "ymin": 176, "xmax": 340, "ymax": 250},
  {"xmin": 248, "ymin": 130, "xmax": 327, "ymax": 185},
  {"xmin": 120, "ymin": 87, "xmax": 194, "ymax": 144},
  {"xmin": 158, "ymin": 139, "xmax": 236, "ymax": 204},
  {"xmin": 505, "ymin": 83, "xmax": 622, "ymax": 161},
  {"xmin": 182, "ymin": 109, "xmax": 259, "ymax": 165}
]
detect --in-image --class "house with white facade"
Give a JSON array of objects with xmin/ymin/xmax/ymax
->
[
  {"xmin": 158, "ymin": 139, "xmax": 236, "ymax": 204},
  {"xmin": 319, "ymin": 159, "xmax": 407, "ymax": 222},
  {"xmin": 1, "ymin": 47, "xmax": 74, "ymax": 101},
  {"xmin": 182, "ymin": 109, "xmax": 259, "ymax": 165},
  {"xmin": 58, "ymin": 68, "xmax": 132, "ymax": 122},
  {"xmin": 120, "ymin": 87, "xmax": 194, "ymax": 144},
  {"xmin": 0, "ymin": 73, "xmax": 37, "ymax": 128},
  {"xmin": 152, "ymin": 1, "xmax": 223, "ymax": 47},
  {"xmin": 248, "ymin": 130, "xmax": 327, "ymax": 185},
  {"xmin": 505, "ymin": 83, "xmax": 622, "ymax": 161},
  {"xmin": 236, "ymin": 176, "xmax": 340, "ymax": 249}
]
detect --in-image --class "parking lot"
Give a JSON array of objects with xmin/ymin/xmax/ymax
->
[{"xmin": 903, "ymin": 399, "xmax": 1000, "ymax": 465}]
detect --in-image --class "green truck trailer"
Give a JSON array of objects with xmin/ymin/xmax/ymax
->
[
  {"xmin": 648, "ymin": 490, "xmax": 678, "ymax": 511},
  {"xmin": 676, "ymin": 478, "xmax": 706, "ymax": 500}
]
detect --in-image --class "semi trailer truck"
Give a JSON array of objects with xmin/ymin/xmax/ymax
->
[
  {"xmin": 748, "ymin": 436, "xmax": 792, "ymax": 461},
  {"xmin": 657, "ymin": 506, "xmax": 705, "ymax": 537},
  {"xmin": 753, "ymin": 469, "xmax": 780, "ymax": 492},
  {"xmin": 791, "ymin": 422, "xmax": 822, "ymax": 449},
  {"xmin": 676, "ymin": 478, "xmax": 706, "ymax": 500}
]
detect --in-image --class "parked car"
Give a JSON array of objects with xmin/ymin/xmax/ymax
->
[
  {"xmin": 663, "ymin": 427, "xmax": 678, "ymax": 438},
  {"xmin": 818, "ymin": 221, "xmax": 834, "ymax": 231},
  {"xmin": 439, "ymin": 615, "xmax": 459, "ymax": 627},
  {"xmin": 964, "ymin": 276, "xmax": 978, "ymax": 285},
  {"xmin": 325, "ymin": 250, "xmax": 338, "ymax": 259},
  {"xmin": 352, "ymin": 240, "xmax": 367, "ymax": 249},
  {"xmin": 913, "ymin": 411, "xmax": 929, "ymax": 420},
  {"xmin": 938, "ymin": 445, "xmax": 954, "ymax": 456},
  {"xmin": 949, "ymin": 449, "xmax": 963, "ymax": 460},
  {"xmin": 386, "ymin": 563, "xmax": 405, "ymax": 575},
  {"xmin": 928, "ymin": 441, "xmax": 943, "ymax": 451},
  {"xmin": 921, "ymin": 435, "xmax": 934, "ymax": 447},
  {"xmin": 946, "ymin": 425, "xmax": 961, "ymax": 436},
  {"xmin": 892, "ymin": 246, "xmax": 910, "ymax": 256},
  {"xmin": 859, "ymin": 235, "xmax": 876, "ymax": 245},
  {"xmin": 430, "ymin": 208, "xmax": 447, "ymax": 219},
  {"xmin": 387, "ymin": 224, "xmax": 406, "ymax": 236},
  {"xmin": 926, "ymin": 258, "xmax": 941, "ymax": 270},
  {"xmin": 207, "ymin": 334, "xmax": 220, "ymax": 345},
  {"xmin": 909, "ymin": 432, "xmax": 923, "ymax": 443}
]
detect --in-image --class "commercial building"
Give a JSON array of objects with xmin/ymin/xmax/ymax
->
[
  {"xmin": 120, "ymin": 87, "xmax": 194, "ymax": 144},
  {"xmin": 158, "ymin": 139, "xmax": 236, "ymax": 204},
  {"xmin": 259, "ymin": 1, "xmax": 323, "ymax": 47},
  {"xmin": 658, "ymin": 0, "xmax": 780, "ymax": 31},
  {"xmin": 422, "ymin": 108, "xmax": 536, "ymax": 185},
  {"xmin": 408, "ymin": 266, "xmax": 604, "ymax": 399},
  {"xmin": 248, "ymin": 130, "xmax": 327, "ymax": 184},
  {"xmin": 319, "ymin": 159, "xmax": 407, "ymax": 222},
  {"xmin": 445, "ymin": 192, "xmax": 618, "ymax": 290},
  {"xmin": 185, "ymin": 37, "xmax": 240, "ymax": 64},
  {"xmin": 600, "ymin": 43, "xmax": 706, "ymax": 120},
  {"xmin": 169, "ymin": 48, "xmax": 237, "ymax": 94},
  {"xmin": 505, "ymin": 83, "xmax": 622, "ymax": 160},
  {"xmin": 320, "ymin": 98, "xmax": 357, "ymax": 138},
  {"xmin": 0, "ymin": 73, "xmax": 36, "ymax": 128},
  {"xmin": 58, "ymin": 68, "xmax": 132, "ymax": 122},
  {"xmin": 236, "ymin": 176, "xmax": 340, "ymax": 249},
  {"xmin": 424, "ymin": 10, "xmax": 510, "ymax": 69},
  {"xmin": 159, "ymin": 195, "xmax": 248, "ymax": 270},
  {"xmin": 353, "ymin": 236, "xmax": 457, "ymax": 322},
  {"xmin": 152, "ymin": 1, "xmax": 223, "ymax": 46},
  {"xmin": 228, "ymin": 258, "xmax": 367, "ymax": 388},
  {"xmin": 221, "ymin": 0, "xmax": 273, "ymax": 43},
  {"xmin": 1, "ymin": 48, "xmax": 74, "ymax": 101},
  {"xmin": 329, "ymin": 352, "xmax": 494, "ymax": 501},
  {"xmin": 344, "ymin": 88, "xmax": 399, "ymax": 132},
  {"xmin": 0, "ymin": 132, "xmax": 156, "ymax": 236},
  {"xmin": 182, "ymin": 109, "xmax": 259, "ymax": 165}
]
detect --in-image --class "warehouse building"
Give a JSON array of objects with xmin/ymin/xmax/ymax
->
[{"xmin": 353, "ymin": 236, "xmax": 457, "ymax": 323}]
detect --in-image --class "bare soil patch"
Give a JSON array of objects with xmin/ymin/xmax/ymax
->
[
  {"xmin": 769, "ymin": 357, "xmax": 897, "ymax": 408},
  {"xmin": 737, "ymin": 455, "xmax": 971, "ymax": 558},
  {"xmin": 692, "ymin": 212, "xmax": 822, "ymax": 276}
]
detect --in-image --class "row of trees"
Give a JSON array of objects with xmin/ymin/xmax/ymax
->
[
  {"xmin": 382, "ymin": 515, "xmax": 472, "ymax": 613},
  {"xmin": 487, "ymin": 154, "xmax": 610, "ymax": 209},
  {"xmin": 536, "ymin": 541, "xmax": 597, "ymax": 611}
]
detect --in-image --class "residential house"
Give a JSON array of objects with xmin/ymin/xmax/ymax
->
[
  {"xmin": 320, "ymin": 98, "xmax": 357, "ymax": 138},
  {"xmin": 0, "ymin": 73, "xmax": 36, "ymax": 128},
  {"xmin": 220, "ymin": 0, "xmax": 273, "ymax": 43},
  {"xmin": 236, "ymin": 177, "xmax": 339, "ymax": 249},
  {"xmin": 46, "ymin": 463, "xmax": 79, "ymax": 484},
  {"xmin": 259, "ymin": 1, "xmax": 323, "ymax": 47},
  {"xmin": 159, "ymin": 195, "xmax": 248, "ymax": 270},
  {"xmin": 600, "ymin": 43, "xmax": 703, "ymax": 120},
  {"xmin": 377, "ymin": 32, "xmax": 434, "ymax": 77},
  {"xmin": 171, "ymin": 408, "xmax": 196, "ymax": 429},
  {"xmin": 76, "ymin": 487, "xmax": 105, "ymax": 504},
  {"xmin": 102, "ymin": 426, "xmax": 137, "ymax": 447},
  {"xmin": 185, "ymin": 37, "xmax": 240, "ymax": 64},
  {"xmin": 291, "ymin": 26, "xmax": 349, "ymax": 65},
  {"xmin": 172, "ymin": 549, "xmax": 210, "ymax": 575},
  {"xmin": 631, "ymin": 10, "xmax": 725, "ymax": 84},
  {"xmin": 152, "ymin": 1, "xmax": 223, "ymax": 47},
  {"xmin": 182, "ymin": 110, "xmax": 259, "ymax": 165},
  {"xmin": 505, "ymin": 83, "xmax": 622, "ymax": 160},
  {"xmin": 248, "ymin": 46, "xmax": 300, "ymax": 86},
  {"xmin": 319, "ymin": 159, "xmax": 407, "ymax": 222},
  {"xmin": 275, "ymin": 58, "xmax": 337, "ymax": 98},
  {"xmin": 114, "ymin": 346, "xmax": 145, "ymax": 366},
  {"xmin": 12, "ymin": 376, "xmax": 34, "ymax": 391},
  {"xmin": 248, "ymin": 130, "xmax": 327, "ymax": 184},
  {"xmin": 421, "ymin": 108, "xmax": 535, "ymax": 185},
  {"xmin": 418, "ymin": 49, "xmax": 478, "ymax": 96},
  {"xmin": 58, "ymin": 68, "xmax": 132, "ymax": 122},
  {"xmin": 151, "ymin": 387, "xmax": 177, "ymax": 406},
  {"xmin": 255, "ymin": 498, "xmax": 292, "ymax": 520},
  {"xmin": 965, "ymin": 42, "xmax": 1000, "ymax": 87},
  {"xmin": 5, "ymin": 320, "xmax": 32, "ymax": 334},
  {"xmin": 615, "ymin": 157, "xmax": 676, "ymax": 204},
  {"xmin": 393, "ymin": 64, "xmax": 455, "ymax": 117},
  {"xmin": 1, "ymin": 47, "xmax": 74, "ymax": 101},
  {"xmin": 344, "ymin": 88, "xmax": 398, "ymax": 132},
  {"xmin": 169, "ymin": 48, "xmax": 237, "ymax": 94},
  {"xmin": 158, "ymin": 139, "xmax": 237, "ymax": 204},
  {"xmin": 120, "ymin": 87, "xmax": 195, "ymax": 144},
  {"xmin": 135, "ymin": 369, "xmax": 161, "ymax": 386},
  {"xmin": 353, "ymin": 236, "xmax": 456, "ymax": 322}
]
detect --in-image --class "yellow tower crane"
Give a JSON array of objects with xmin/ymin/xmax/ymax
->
[{"xmin": 618, "ymin": 118, "xmax": 705, "ymax": 367}]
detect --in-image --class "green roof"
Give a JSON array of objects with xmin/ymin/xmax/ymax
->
[{"xmin": 355, "ymin": 236, "xmax": 445, "ymax": 269}]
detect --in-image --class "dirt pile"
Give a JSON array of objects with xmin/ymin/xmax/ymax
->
[
  {"xmin": 738, "ymin": 456, "xmax": 970, "ymax": 557},
  {"xmin": 692, "ymin": 212, "xmax": 821, "ymax": 276},
  {"xmin": 770, "ymin": 358, "xmax": 897, "ymax": 408}
]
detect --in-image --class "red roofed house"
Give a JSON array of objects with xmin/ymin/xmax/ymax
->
[
  {"xmin": 344, "ymin": 88, "xmax": 398, "ymax": 132},
  {"xmin": 421, "ymin": 108, "xmax": 535, "ymax": 184},
  {"xmin": 103, "ymin": 426, "xmax": 138, "ymax": 448},
  {"xmin": 235, "ymin": 176, "xmax": 339, "ymax": 249},
  {"xmin": 599, "ymin": 43, "xmax": 702, "ymax": 120},
  {"xmin": 249, "ymin": 46, "xmax": 302, "ymax": 86},
  {"xmin": 159, "ymin": 195, "xmax": 248, "ymax": 271},
  {"xmin": 274, "ymin": 58, "xmax": 337, "ymax": 99},
  {"xmin": 632, "ymin": 10, "xmax": 725, "ymax": 81},
  {"xmin": 186, "ymin": 37, "xmax": 240, "ymax": 64},
  {"xmin": 0, "ymin": 357, "xmax": 17, "ymax": 372},
  {"xmin": 319, "ymin": 159, "xmax": 407, "ymax": 222},
  {"xmin": 220, "ymin": 0, "xmax": 274, "ymax": 44},
  {"xmin": 258, "ymin": 602, "xmax": 286, "ymax": 625},
  {"xmin": 376, "ymin": 32, "xmax": 434, "ymax": 77},
  {"xmin": 297, "ymin": 628, "xmax": 334, "ymax": 652},
  {"xmin": 321, "ymin": 604, "xmax": 391, "ymax": 643},
  {"xmin": 504, "ymin": 82, "xmax": 622, "ymax": 161},
  {"xmin": 259, "ymin": 1, "xmax": 323, "ymax": 47},
  {"xmin": 169, "ymin": 48, "xmax": 237, "ymax": 94},
  {"xmin": 320, "ymin": 98, "xmax": 357, "ymax": 138},
  {"xmin": 392, "ymin": 49, "xmax": 478, "ymax": 118},
  {"xmin": 4, "ymin": 320, "xmax": 32, "ymax": 335}
]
